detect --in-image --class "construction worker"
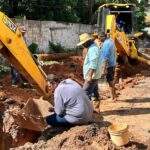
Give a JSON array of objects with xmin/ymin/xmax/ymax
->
[
  {"xmin": 77, "ymin": 33, "xmax": 102, "ymax": 113},
  {"xmin": 92, "ymin": 32, "xmax": 103, "ymax": 48},
  {"xmin": 115, "ymin": 13, "xmax": 126, "ymax": 32},
  {"xmin": 100, "ymin": 31, "xmax": 117, "ymax": 102},
  {"xmin": 82, "ymin": 32, "xmax": 102, "ymax": 62},
  {"xmin": 45, "ymin": 74, "xmax": 93, "ymax": 127},
  {"xmin": 11, "ymin": 25, "xmax": 28, "ymax": 87}
]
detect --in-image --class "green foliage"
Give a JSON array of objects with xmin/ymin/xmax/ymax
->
[
  {"xmin": 49, "ymin": 41, "xmax": 75, "ymax": 53},
  {"xmin": 49, "ymin": 41, "xmax": 65, "ymax": 53},
  {"xmin": 0, "ymin": 0, "xmax": 147, "ymax": 31},
  {"xmin": 135, "ymin": 1, "xmax": 146, "ymax": 31},
  {"xmin": 42, "ymin": 61, "xmax": 59, "ymax": 66},
  {"xmin": 28, "ymin": 43, "xmax": 38, "ymax": 54},
  {"xmin": 0, "ymin": 0, "xmax": 80, "ymax": 22},
  {"xmin": 0, "ymin": 65, "xmax": 10, "ymax": 78},
  {"xmin": 76, "ymin": 0, "xmax": 88, "ymax": 23}
]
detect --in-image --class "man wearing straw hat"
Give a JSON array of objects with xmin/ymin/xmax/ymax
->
[{"xmin": 77, "ymin": 33, "xmax": 102, "ymax": 113}]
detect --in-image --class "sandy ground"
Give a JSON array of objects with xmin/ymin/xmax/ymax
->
[
  {"xmin": 9, "ymin": 75, "xmax": 150, "ymax": 150},
  {"xmin": 0, "ymin": 55, "xmax": 150, "ymax": 150},
  {"xmin": 101, "ymin": 76, "xmax": 150, "ymax": 143}
]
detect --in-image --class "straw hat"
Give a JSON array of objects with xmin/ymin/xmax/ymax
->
[
  {"xmin": 19, "ymin": 25, "xmax": 26, "ymax": 33},
  {"xmin": 77, "ymin": 33, "xmax": 92, "ymax": 46}
]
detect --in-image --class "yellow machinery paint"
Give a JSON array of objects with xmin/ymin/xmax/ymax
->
[
  {"xmin": 97, "ymin": 3, "xmax": 150, "ymax": 65},
  {"xmin": 0, "ymin": 12, "xmax": 52, "ymax": 100}
]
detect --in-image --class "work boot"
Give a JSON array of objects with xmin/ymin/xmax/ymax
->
[{"xmin": 91, "ymin": 97, "xmax": 100, "ymax": 114}]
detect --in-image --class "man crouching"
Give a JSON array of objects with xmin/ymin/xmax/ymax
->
[{"xmin": 46, "ymin": 74, "xmax": 93, "ymax": 127}]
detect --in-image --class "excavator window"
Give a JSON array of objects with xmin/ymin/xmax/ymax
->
[
  {"xmin": 97, "ymin": 7, "xmax": 110, "ymax": 32},
  {"xmin": 97, "ymin": 5, "xmax": 137, "ymax": 35},
  {"xmin": 114, "ymin": 12, "xmax": 133, "ymax": 34},
  {"xmin": 109, "ymin": 5, "xmax": 136, "ymax": 34}
]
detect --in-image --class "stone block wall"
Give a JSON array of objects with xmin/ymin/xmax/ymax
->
[{"xmin": 15, "ymin": 19, "xmax": 95, "ymax": 52}]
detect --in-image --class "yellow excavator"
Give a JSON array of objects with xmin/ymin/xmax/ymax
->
[
  {"xmin": 0, "ymin": 13, "xmax": 52, "ymax": 100},
  {"xmin": 0, "ymin": 12, "xmax": 54, "ymax": 131},
  {"xmin": 96, "ymin": 3, "xmax": 150, "ymax": 65}
]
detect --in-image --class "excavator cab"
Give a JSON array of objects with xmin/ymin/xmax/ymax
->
[
  {"xmin": 97, "ymin": 3, "xmax": 137, "ymax": 35},
  {"xmin": 95, "ymin": 3, "xmax": 150, "ymax": 65}
]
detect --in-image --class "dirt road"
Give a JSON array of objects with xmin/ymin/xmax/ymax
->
[{"xmin": 101, "ymin": 76, "xmax": 150, "ymax": 143}]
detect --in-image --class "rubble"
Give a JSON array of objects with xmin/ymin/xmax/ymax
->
[
  {"xmin": 10, "ymin": 123, "xmax": 149, "ymax": 150},
  {"xmin": 0, "ymin": 55, "xmax": 150, "ymax": 150}
]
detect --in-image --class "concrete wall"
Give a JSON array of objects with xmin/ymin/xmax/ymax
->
[{"xmin": 15, "ymin": 19, "xmax": 95, "ymax": 53}]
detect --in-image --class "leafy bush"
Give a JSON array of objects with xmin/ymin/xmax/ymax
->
[
  {"xmin": 28, "ymin": 43, "xmax": 38, "ymax": 54},
  {"xmin": 0, "ymin": 65, "xmax": 10, "ymax": 78},
  {"xmin": 49, "ymin": 41, "xmax": 65, "ymax": 53}
]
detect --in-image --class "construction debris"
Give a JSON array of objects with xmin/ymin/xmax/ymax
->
[{"xmin": 0, "ymin": 54, "xmax": 150, "ymax": 149}]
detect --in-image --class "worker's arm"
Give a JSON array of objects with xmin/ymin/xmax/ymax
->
[
  {"xmin": 101, "ymin": 60, "xmax": 108, "ymax": 76},
  {"xmin": 54, "ymin": 88, "xmax": 64, "ymax": 115},
  {"xmin": 87, "ymin": 68, "xmax": 95, "ymax": 82},
  {"xmin": 101, "ymin": 42, "xmax": 110, "ymax": 77},
  {"xmin": 87, "ymin": 47, "xmax": 99, "ymax": 82}
]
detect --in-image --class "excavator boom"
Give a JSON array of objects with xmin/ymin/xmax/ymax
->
[
  {"xmin": 0, "ymin": 12, "xmax": 52, "ymax": 101},
  {"xmin": 105, "ymin": 14, "xmax": 150, "ymax": 65},
  {"xmin": 0, "ymin": 12, "xmax": 54, "ymax": 131}
]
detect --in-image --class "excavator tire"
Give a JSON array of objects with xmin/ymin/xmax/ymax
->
[{"xmin": 128, "ymin": 57, "xmax": 140, "ymax": 66}]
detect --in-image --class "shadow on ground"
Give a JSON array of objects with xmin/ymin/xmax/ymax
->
[
  {"xmin": 123, "ymin": 98, "xmax": 150, "ymax": 103},
  {"xmin": 125, "ymin": 141, "xmax": 148, "ymax": 150},
  {"xmin": 102, "ymin": 107, "xmax": 150, "ymax": 116}
]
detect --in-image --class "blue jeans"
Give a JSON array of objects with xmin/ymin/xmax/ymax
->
[
  {"xmin": 11, "ymin": 66, "xmax": 28, "ymax": 85},
  {"xmin": 11, "ymin": 66, "xmax": 20, "ymax": 84},
  {"xmin": 83, "ymin": 79, "xmax": 99, "ymax": 100},
  {"xmin": 46, "ymin": 113, "xmax": 73, "ymax": 127}
]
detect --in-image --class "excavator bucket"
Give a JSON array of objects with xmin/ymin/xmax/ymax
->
[{"xmin": 10, "ymin": 98, "xmax": 53, "ymax": 132}]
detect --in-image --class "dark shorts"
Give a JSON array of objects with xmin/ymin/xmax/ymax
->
[
  {"xmin": 46, "ymin": 113, "xmax": 74, "ymax": 127},
  {"xmin": 106, "ymin": 67, "xmax": 115, "ymax": 82},
  {"xmin": 83, "ymin": 79, "xmax": 99, "ymax": 101}
]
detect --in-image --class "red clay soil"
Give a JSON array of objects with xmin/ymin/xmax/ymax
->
[
  {"xmin": 0, "ymin": 55, "xmax": 150, "ymax": 150},
  {"xmin": 11, "ymin": 123, "xmax": 149, "ymax": 150},
  {"xmin": 0, "ymin": 75, "xmax": 41, "ymax": 150},
  {"xmin": 0, "ymin": 75, "xmax": 40, "ymax": 103},
  {"xmin": 37, "ymin": 52, "xmax": 75, "ymax": 61},
  {"xmin": 42, "ymin": 56, "xmax": 84, "ymax": 85},
  {"xmin": 115, "ymin": 62, "xmax": 150, "ymax": 80}
]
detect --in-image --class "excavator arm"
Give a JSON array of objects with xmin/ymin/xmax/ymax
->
[
  {"xmin": 0, "ymin": 12, "xmax": 52, "ymax": 102},
  {"xmin": 105, "ymin": 15, "xmax": 150, "ymax": 65},
  {"xmin": 0, "ymin": 12, "xmax": 55, "ymax": 131}
]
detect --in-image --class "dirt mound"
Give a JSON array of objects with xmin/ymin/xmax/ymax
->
[
  {"xmin": 0, "ymin": 75, "xmax": 40, "ymax": 103},
  {"xmin": 10, "ymin": 123, "xmax": 149, "ymax": 150},
  {"xmin": 0, "ymin": 54, "xmax": 150, "ymax": 150},
  {"xmin": 42, "ymin": 56, "xmax": 84, "ymax": 85},
  {"xmin": 0, "ymin": 101, "xmax": 41, "ymax": 150}
]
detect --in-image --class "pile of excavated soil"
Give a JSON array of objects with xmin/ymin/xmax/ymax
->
[
  {"xmin": 42, "ymin": 56, "xmax": 84, "ymax": 85},
  {"xmin": 0, "ymin": 101, "xmax": 41, "ymax": 150},
  {"xmin": 0, "ymin": 75, "xmax": 40, "ymax": 103},
  {"xmin": 0, "ymin": 55, "xmax": 150, "ymax": 150},
  {"xmin": 10, "ymin": 123, "xmax": 149, "ymax": 150}
]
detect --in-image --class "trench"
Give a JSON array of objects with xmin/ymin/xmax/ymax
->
[
  {"xmin": 0, "ymin": 53, "xmax": 149, "ymax": 150},
  {"xmin": 0, "ymin": 101, "xmax": 41, "ymax": 150}
]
